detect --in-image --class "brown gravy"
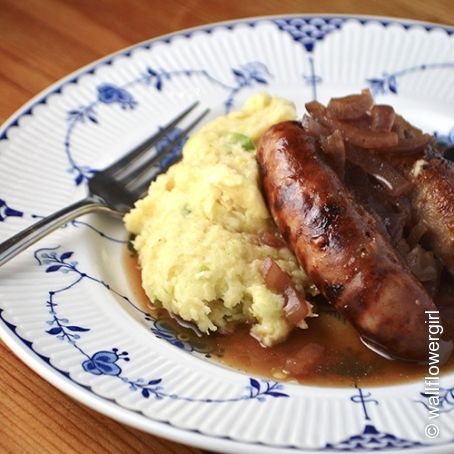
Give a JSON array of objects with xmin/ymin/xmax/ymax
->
[{"xmin": 125, "ymin": 251, "xmax": 454, "ymax": 387}]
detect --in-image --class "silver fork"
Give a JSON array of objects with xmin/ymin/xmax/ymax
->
[{"xmin": 0, "ymin": 102, "xmax": 209, "ymax": 266}]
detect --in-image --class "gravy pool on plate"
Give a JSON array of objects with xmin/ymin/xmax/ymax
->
[{"xmin": 125, "ymin": 252, "xmax": 454, "ymax": 387}]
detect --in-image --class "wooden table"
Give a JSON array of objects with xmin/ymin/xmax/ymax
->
[{"xmin": 0, "ymin": 1, "xmax": 453, "ymax": 452}]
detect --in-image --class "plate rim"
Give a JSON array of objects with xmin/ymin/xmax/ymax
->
[
  {"xmin": 1, "ymin": 13, "xmax": 454, "ymax": 140},
  {"xmin": 1, "ymin": 13, "xmax": 454, "ymax": 453}
]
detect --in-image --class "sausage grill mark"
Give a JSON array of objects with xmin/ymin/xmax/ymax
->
[{"xmin": 311, "ymin": 202, "xmax": 341, "ymax": 231}]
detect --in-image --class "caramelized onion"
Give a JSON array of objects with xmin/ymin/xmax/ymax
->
[
  {"xmin": 307, "ymin": 101, "xmax": 399, "ymax": 149},
  {"xmin": 260, "ymin": 258, "xmax": 312, "ymax": 326},
  {"xmin": 407, "ymin": 220, "xmax": 428, "ymax": 248},
  {"xmin": 284, "ymin": 286, "xmax": 309, "ymax": 325},
  {"xmin": 406, "ymin": 245, "xmax": 439, "ymax": 282},
  {"xmin": 346, "ymin": 113, "xmax": 372, "ymax": 130},
  {"xmin": 346, "ymin": 147, "xmax": 412, "ymax": 196},
  {"xmin": 336, "ymin": 121, "xmax": 398, "ymax": 149},
  {"xmin": 307, "ymin": 96, "xmax": 429, "ymax": 153},
  {"xmin": 305, "ymin": 96, "xmax": 413, "ymax": 194},
  {"xmin": 371, "ymin": 105, "xmax": 395, "ymax": 132},
  {"xmin": 378, "ymin": 134, "xmax": 433, "ymax": 155},
  {"xmin": 260, "ymin": 257, "xmax": 292, "ymax": 294},
  {"xmin": 345, "ymin": 163, "xmax": 411, "ymax": 249},
  {"xmin": 302, "ymin": 114, "xmax": 330, "ymax": 136},
  {"xmin": 320, "ymin": 130, "xmax": 346, "ymax": 179},
  {"xmin": 393, "ymin": 114, "xmax": 424, "ymax": 139},
  {"xmin": 258, "ymin": 231, "xmax": 286, "ymax": 248},
  {"xmin": 386, "ymin": 210, "xmax": 407, "ymax": 246},
  {"xmin": 395, "ymin": 238, "xmax": 411, "ymax": 258},
  {"xmin": 305, "ymin": 100, "xmax": 328, "ymax": 120},
  {"xmin": 327, "ymin": 89, "xmax": 374, "ymax": 120}
]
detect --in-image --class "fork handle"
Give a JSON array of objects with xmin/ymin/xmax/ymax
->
[{"xmin": 0, "ymin": 197, "xmax": 108, "ymax": 267}]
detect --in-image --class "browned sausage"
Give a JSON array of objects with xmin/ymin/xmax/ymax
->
[
  {"xmin": 257, "ymin": 121, "xmax": 440, "ymax": 361},
  {"xmin": 387, "ymin": 150, "xmax": 454, "ymax": 276}
]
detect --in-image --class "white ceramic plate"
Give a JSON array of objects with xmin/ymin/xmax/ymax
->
[{"xmin": 1, "ymin": 15, "xmax": 453, "ymax": 454}]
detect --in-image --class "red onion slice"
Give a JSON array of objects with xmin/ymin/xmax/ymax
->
[
  {"xmin": 306, "ymin": 101, "xmax": 399, "ymax": 149},
  {"xmin": 302, "ymin": 114, "xmax": 330, "ymax": 136},
  {"xmin": 320, "ymin": 130, "xmax": 346, "ymax": 179},
  {"xmin": 258, "ymin": 231, "xmax": 286, "ymax": 248},
  {"xmin": 406, "ymin": 246, "xmax": 439, "ymax": 282},
  {"xmin": 371, "ymin": 105, "xmax": 395, "ymax": 132},
  {"xmin": 382, "ymin": 134, "xmax": 433, "ymax": 155},
  {"xmin": 327, "ymin": 89, "xmax": 374, "ymax": 120},
  {"xmin": 260, "ymin": 257, "xmax": 292, "ymax": 295},
  {"xmin": 407, "ymin": 220, "xmax": 429, "ymax": 248},
  {"xmin": 284, "ymin": 286, "xmax": 309, "ymax": 326},
  {"xmin": 393, "ymin": 114, "xmax": 424, "ymax": 139},
  {"xmin": 346, "ymin": 147, "xmax": 412, "ymax": 197},
  {"xmin": 260, "ymin": 258, "xmax": 313, "ymax": 326}
]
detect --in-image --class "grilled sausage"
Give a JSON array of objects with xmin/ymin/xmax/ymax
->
[
  {"xmin": 257, "ymin": 121, "xmax": 441, "ymax": 361},
  {"xmin": 388, "ymin": 150, "xmax": 454, "ymax": 276}
]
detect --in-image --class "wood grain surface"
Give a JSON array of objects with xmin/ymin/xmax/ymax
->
[{"xmin": 0, "ymin": 1, "xmax": 453, "ymax": 452}]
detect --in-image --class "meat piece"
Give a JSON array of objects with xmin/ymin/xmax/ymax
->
[
  {"xmin": 411, "ymin": 154, "xmax": 454, "ymax": 275},
  {"xmin": 257, "ymin": 121, "xmax": 441, "ymax": 362},
  {"xmin": 386, "ymin": 151, "xmax": 454, "ymax": 276}
]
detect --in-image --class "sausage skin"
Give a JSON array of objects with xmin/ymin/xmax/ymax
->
[
  {"xmin": 257, "ymin": 121, "xmax": 438, "ymax": 361},
  {"xmin": 388, "ymin": 151, "xmax": 454, "ymax": 275}
]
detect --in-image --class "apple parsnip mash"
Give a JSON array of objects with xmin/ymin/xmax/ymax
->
[{"xmin": 124, "ymin": 94, "xmax": 314, "ymax": 346}]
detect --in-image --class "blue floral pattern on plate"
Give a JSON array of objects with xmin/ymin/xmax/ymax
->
[
  {"xmin": 323, "ymin": 385, "xmax": 425, "ymax": 451},
  {"xmin": 367, "ymin": 62, "xmax": 454, "ymax": 96},
  {"xmin": 417, "ymin": 387, "xmax": 454, "ymax": 414},
  {"xmin": 1, "ymin": 15, "xmax": 454, "ymax": 453},
  {"xmin": 35, "ymin": 246, "xmax": 288, "ymax": 403},
  {"xmin": 63, "ymin": 62, "xmax": 271, "ymax": 186},
  {"xmin": 0, "ymin": 199, "xmax": 23, "ymax": 222}
]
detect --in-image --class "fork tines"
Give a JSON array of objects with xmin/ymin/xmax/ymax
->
[
  {"xmin": 123, "ymin": 106, "xmax": 210, "ymax": 195},
  {"xmin": 106, "ymin": 101, "xmax": 207, "ymax": 177}
]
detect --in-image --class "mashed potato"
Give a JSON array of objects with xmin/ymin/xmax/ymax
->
[{"xmin": 124, "ymin": 93, "xmax": 314, "ymax": 346}]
